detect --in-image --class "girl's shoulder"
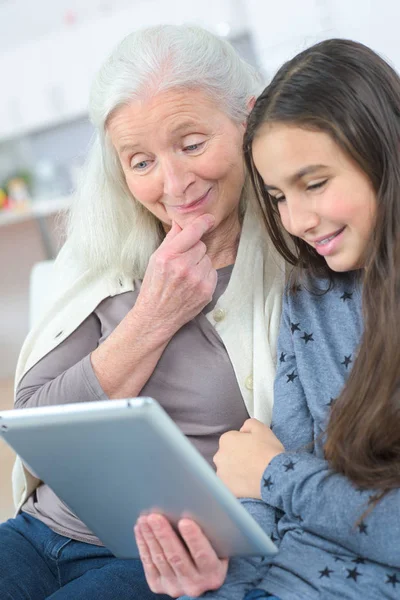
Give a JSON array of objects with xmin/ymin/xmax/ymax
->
[{"xmin": 284, "ymin": 269, "xmax": 362, "ymax": 316}]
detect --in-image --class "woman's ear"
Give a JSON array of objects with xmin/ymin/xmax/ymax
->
[
  {"xmin": 242, "ymin": 96, "xmax": 256, "ymax": 129},
  {"xmin": 247, "ymin": 96, "xmax": 256, "ymax": 112}
]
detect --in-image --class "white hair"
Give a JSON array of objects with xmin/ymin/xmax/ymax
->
[{"xmin": 66, "ymin": 24, "xmax": 263, "ymax": 277}]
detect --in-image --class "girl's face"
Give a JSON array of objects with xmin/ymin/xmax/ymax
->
[{"xmin": 252, "ymin": 123, "xmax": 377, "ymax": 272}]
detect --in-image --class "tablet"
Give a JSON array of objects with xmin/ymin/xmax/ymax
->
[{"xmin": 0, "ymin": 398, "xmax": 277, "ymax": 559}]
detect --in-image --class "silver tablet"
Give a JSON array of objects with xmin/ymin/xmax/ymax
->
[{"xmin": 0, "ymin": 398, "xmax": 277, "ymax": 559}]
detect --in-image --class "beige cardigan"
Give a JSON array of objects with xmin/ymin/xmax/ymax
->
[{"xmin": 12, "ymin": 204, "xmax": 286, "ymax": 512}]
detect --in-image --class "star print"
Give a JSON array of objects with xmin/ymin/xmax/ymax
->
[
  {"xmin": 319, "ymin": 567, "xmax": 334, "ymax": 578},
  {"xmin": 341, "ymin": 355, "xmax": 352, "ymax": 369},
  {"xmin": 294, "ymin": 514, "xmax": 304, "ymax": 523},
  {"xmin": 279, "ymin": 352, "xmax": 287, "ymax": 363},
  {"xmin": 358, "ymin": 521, "xmax": 368, "ymax": 535},
  {"xmin": 284, "ymin": 460, "xmax": 295, "ymax": 471},
  {"xmin": 263, "ymin": 476, "xmax": 273, "ymax": 491},
  {"xmin": 346, "ymin": 567, "xmax": 362, "ymax": 582},
  {"xmin": 286, "ymin": 371, "xmax": 298, "ymax": 383},
  {"xmin": 352, "ymin": 557, "xmax": 366, "ymax": 564},
  {"xmin": 340, "ymin": 291, "xmax": 353, "ymax": 302},
  {"xmin": 294, "ymin": 284, "xmax": 302, "ymax": 293},
  {"xmin": 290, "ymin": 322, "xmax": 301, "ymax": 333},
  {"xmin": 386, "ymin": 573, "xmax": 400, "ymax": 588},
  {"xmin": 333, "ymin": 556, "xmax": 345, "ymax": 562},
  {"xmin": 301, "ymin": 332, "xmax": 314, "ymax": 344},
  {"xmin": 327, "ymin": 397, "xmax": 336, "ymax": 407}
]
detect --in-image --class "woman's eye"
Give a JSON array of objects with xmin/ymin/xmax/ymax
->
[
  {"xmin": 307, "ymin": 179, "xmax": 327, "ymax": 191},
  {"xmin": 131, "ymin": 159, "xmax": 151, "ymax": 171},
  {"xmin": 183, "ymin": 142, "xmax": 204, "ymax": 153}
]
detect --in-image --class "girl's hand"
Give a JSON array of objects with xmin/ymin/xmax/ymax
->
[
  {"xmin": 214, "ymin": 418, "xmax": 285, "ymax": 499},
  {"xmin": 134, "ymin": 514, "xmax": 229, "ymax": 597}
]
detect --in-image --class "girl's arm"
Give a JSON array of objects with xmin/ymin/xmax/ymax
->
[
  {"xmin": 263, "ymin": 294, "xmax": 400, "ymax": 567},
  {"xmin": 261, "ymin": 451, "xmax": 400, "ymax": 567}
]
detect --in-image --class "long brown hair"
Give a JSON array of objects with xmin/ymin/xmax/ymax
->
[{"xmin": 244, "ymin": 39, "xmax": 400, "ymax": 492}]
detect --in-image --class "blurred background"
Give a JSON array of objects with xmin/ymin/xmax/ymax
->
[{"xmin": 0, "ymin": 0, "xmax": 399, "ymax": 519}]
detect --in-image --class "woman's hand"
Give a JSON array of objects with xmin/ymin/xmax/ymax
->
[
  {"xmin": 134, "ymin": 214, "xmax": 218, "ymax": 343},
  {"xmin": 214, "ymin": 418, "xmax": 285, "ymax": 499},
  {"xmin": 91, "ymin": 213, "xmax": 217, "ymax": 400},
  {"xmin": 134, "ymin": 514, "xmax": 229, "ymax": 597}
]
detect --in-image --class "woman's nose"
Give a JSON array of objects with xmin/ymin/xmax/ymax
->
[{"xmin": 162, "ymin": 157, "xmax": 195, "ymax": 199}]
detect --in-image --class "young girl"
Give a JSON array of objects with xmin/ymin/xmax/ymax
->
[{"xmin": 135, "ymin": 39, "xmax": 400, "ymax": 599}]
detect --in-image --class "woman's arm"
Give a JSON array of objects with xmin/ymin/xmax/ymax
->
[
  {"xmin": 91, "ymin": 215, "xmax": 217, "ymax": 399},
  {"xmin": 16, "ymin": 214, "xmax": 217, "ymax": 408},
  {"xmin": 15, "ymin": 311, "xmax": 105, "ymax": 408}
]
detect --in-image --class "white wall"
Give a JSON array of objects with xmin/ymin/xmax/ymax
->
[{"xmin": 244, "ymin": 0, "xmax": 400, "ymax": 81}]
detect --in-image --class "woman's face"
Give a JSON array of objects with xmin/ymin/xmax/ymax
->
[
  {"xmin": 108, "ymin": 88, "xmax": 246, "ymax": 231},
  {"xmin": 252, "ymin": 123, "xmax": 377, "ymax": 272}
]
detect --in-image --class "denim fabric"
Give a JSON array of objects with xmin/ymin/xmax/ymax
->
[
  {"xmin": 0, "ymin": 513, "xmax": 171, "ymax": 599},
  {"xmin": 244, "ymin": 593, "xmax": 281, "ymax": 599}
]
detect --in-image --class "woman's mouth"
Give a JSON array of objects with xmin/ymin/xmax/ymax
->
[{"xmin": 170, "ymin": 188, "xmax": 212, "ymax": 214}]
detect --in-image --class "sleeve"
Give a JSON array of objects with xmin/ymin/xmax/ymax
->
[
  {"xmin": 15, "ymin": 311, "xmax": 107, "ymax": 409},
  {"xmin": 270, "ymin": 291, "xmax": 314, "ymax": 452},
  {"xmin": 261, "ymin": 452, "xmax": 400, "ymax": 566},
  {"xmin": 261, "ymin": 297, "xmax": 400, "ymax": 567}
]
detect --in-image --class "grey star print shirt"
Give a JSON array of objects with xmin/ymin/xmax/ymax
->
[
  {"xmin": 256, "ymin": 272, "xmax": 400, "ymax": 599},
  {"xmin": 198, "ymin": 272, "xmax": 400, "ymax": 600}
]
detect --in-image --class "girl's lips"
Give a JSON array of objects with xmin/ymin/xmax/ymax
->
[
  {"xmin": 170, "ymin": 188, "xmax": 212, "ymax": 214},
  {"xmin": 313, "ymin": 227, "xmax": 346, "ymax": 256}
]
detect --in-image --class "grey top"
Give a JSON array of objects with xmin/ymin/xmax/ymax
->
[
  {"xmin": 258, "ymin": 273, "xmax": 400, "ymax": 599},
  {"xmin": 17, "ymin": 265, "xmax": 249, "ymax": 546}
]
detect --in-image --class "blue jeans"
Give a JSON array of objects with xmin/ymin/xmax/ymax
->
[
  {"xmin": 0, "ymin": 513, "xmax": 171, "ymax": 599},
  {"xmin": 244, "ymin": 593, "xmax": 281, "ymax": 599}
]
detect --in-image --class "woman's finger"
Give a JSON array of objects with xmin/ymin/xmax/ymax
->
[
  {"xmin": 178, "ymin": 518, "xmax": 228, "ymax": 575},
  {"xmin": 185, "ymin": 240, "xmax": 207, "ymax": 266},
  {"xmin": 134, "ymin": 524, "xmax": 162, "ymax": 583},
  {"xmin": 146, "ymin": 514, "xmax": 198, "ymax": 578},
  {"xmin": 163, "ymin": 220, "xmax": 182, "ymax": 241},
  {"xmin": 166, "ymin": 214, "xmax": 214, "ymax": 254},
  {"xmin": 135, "ymin": 518, "xmax": 176, "ymax": 580}
]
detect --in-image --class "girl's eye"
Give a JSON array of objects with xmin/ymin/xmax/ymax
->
[
  {"xmin": 307, "ymin": 179, "xmax": 327, "ymax": 191},
  {"xmin": 270, "ymin": 193, "xmax": 285, "ymax": 204}
]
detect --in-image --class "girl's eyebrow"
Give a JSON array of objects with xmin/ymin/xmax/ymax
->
[{"xmin": 264, "ymin": 164, "xmax": 328, "ymax": 190}]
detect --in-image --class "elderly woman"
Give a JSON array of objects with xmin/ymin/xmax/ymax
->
[{"xmin": 0, "ymin": 25, "xmax": 285, "ymax": 599}]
